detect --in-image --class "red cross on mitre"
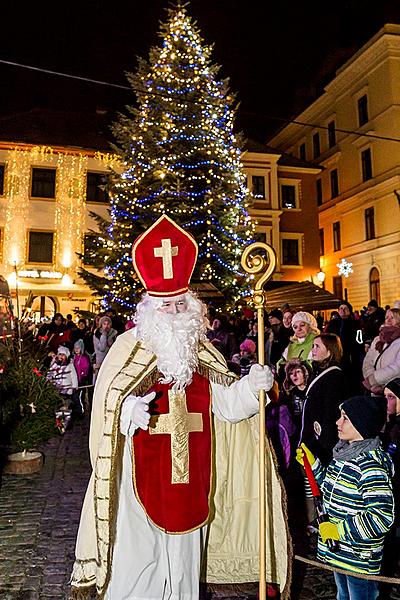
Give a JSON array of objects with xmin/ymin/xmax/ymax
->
[{"xmin": 132, "ymin": 215, "xmax": 198, "ymax": 297}]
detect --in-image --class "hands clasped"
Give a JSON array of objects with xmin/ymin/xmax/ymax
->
[
  {"xmin": 248, "ymin": 364, "xmax": 274, "ymax": 395},
  {"xmin": 120, "ymin": 391, "xmax": 156, "ymax": 436}
]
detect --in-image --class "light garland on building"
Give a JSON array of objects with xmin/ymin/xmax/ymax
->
[
  {"xmin": 3, "ymin": 145, "xmax": 114, "ymax": 287},
  {"xmin": 3, "ymin": 146, "xmax": 54, "ymax": 268},
  {"xmin": 54, "ymin": 153, "xmax": 87, "ymax": 273}
]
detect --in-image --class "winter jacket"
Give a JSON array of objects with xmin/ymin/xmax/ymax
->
[
  {"xmin": 73, "ymin": 353, "xmax": 91, "ymax": 385},
  {"xmin": 93, "ymin": 328, "xmax": 118, "ymax": 368},
  {"xmin": 47, "ymin": 360, "xmax": 78, "ymax": 396},
  {"xmin": 299, "ymin": 365, "xmax": 347, "ymax": 464},
  {"xmin": 313, "ymin": 444, "xmax": 394, "ymax": 574},
  {"xmin": 279, "ymin": 332, "xmax": 316, "ymax": 365},
  {"xmin": 362, "ymin": 336, "xmax": 400, "ymax": 389},
  {"xmin": 264, "ymin": 325, "xmax": 291, "ymax": 367}
]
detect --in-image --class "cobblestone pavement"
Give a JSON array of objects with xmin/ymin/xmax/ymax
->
[{"xmin": 0, "ymin": 419, "xmax": 399, "ymax": 599}]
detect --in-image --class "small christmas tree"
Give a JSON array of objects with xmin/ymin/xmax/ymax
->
[
  {"xmin": 0, "ymin": 332, "xmax": 62, "ymax": 452},
  {"xmin": 81, "ymin": 4, "xmax": 255, "ymax": 313}
]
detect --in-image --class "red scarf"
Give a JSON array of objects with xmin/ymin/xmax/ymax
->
[{"xmin": 375, "ymin": 325, "xmax": 400, "ymax": 353}]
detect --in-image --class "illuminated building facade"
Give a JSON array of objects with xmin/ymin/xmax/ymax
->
[
  {"xmin": 269, "ymin": 24, "xmax": 400, "ymax": 308},
  {"xmin": 0, "ymin": 111, "xmax": 320, "ymax": 319}
]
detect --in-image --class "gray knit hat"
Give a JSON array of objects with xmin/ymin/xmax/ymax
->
[
  {"xmin": 73, "ymin": 339, "xmax": 85, "ymax": 354},
  {"xmin": 99, "ymin": 315, "xmax": 112, "ymax": 327}
]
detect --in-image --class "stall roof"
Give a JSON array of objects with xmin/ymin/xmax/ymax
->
[{"xmin": 262, "ymin": 281, "xmax": 342, "ymax": 311}]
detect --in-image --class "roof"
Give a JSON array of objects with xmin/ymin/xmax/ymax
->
[
  {"xmin": 0, "ymin": 108, "xmax": 113, "ymax": 152},
  {"xmin": 191, "ymin": 281, "xmax": 224, "ymax": 299},
  {"xmin": 243, "ymin": 138, "xmax": 320, "ymax": 170},
  {"xmin": 263, "ymin": 280, "xmax": 342, "ymax": 311}
]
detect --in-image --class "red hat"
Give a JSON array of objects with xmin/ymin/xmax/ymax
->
[{"xmin": 132, "ymin": 215, "xmax": 198, "ymax": 297}]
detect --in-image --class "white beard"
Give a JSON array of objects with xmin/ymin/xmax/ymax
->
[{"xmin": 135, "ymin": 293, "xmax": 208, "ymax": 392}]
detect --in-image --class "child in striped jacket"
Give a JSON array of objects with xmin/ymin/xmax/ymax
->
[{"xmin": 297, "ymin": 395, "xmax": 394, "ymax": 600}]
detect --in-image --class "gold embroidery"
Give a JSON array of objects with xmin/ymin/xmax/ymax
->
[
  {"xmin": 153, "ymin": 238, "xmax": 178, "ymax": 279},
  {"xmin": 149, "ymin": 389, "xmax": 203, "ymax": 484}
]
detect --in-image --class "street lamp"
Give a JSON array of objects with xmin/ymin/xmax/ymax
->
[
  {"xmin": 13, "ymin": 261, "xmax": 20, "ymax": 319},
  {"xmin": 316, "ymin": 270, "xmax": 326, "ymax": 286}
]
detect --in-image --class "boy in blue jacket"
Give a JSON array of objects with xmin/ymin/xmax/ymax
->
[{"xmin": 297, "ymin": 395, "xmax": 394, "ymax": 600}]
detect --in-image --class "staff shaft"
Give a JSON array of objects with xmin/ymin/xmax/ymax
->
[{"xmin": 257, "ymin": 307, "xmax": 266, "ymax": 600}]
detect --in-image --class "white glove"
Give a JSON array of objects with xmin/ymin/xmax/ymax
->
[
  {"xmin": 120, "ymin": 391, "xmax": 156, "ymax": 436},
  {"xmin": 248, "ymin": 364, "xmax": 274, "ymax": 395}
]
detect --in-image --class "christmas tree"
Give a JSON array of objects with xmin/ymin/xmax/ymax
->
[
  {"xmin": 0, "ymin": 331, "xmax": 62, "ymax": 452},
  {"xmin": 81, "ymin": 4, "xmax": 255, "ymax": 313}
]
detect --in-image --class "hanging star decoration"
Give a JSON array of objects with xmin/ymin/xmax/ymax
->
[{"xmin": 336, "ymin": 258, "xmax": 353, "ymax": 278}]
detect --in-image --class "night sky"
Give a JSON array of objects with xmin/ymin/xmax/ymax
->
[{"xmin": 1, "ymin": 0, "xmax": 400, "ymax": 139}]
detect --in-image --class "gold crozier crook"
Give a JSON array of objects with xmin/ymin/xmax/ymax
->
[{"xmin": 240, "ymin": 242, "xmax": 276, "ymax": 600}]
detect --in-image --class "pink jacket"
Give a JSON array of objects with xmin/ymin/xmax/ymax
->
[{"xmin": 73, "ymin": 354, "xmax": 91, "ymax": 385}]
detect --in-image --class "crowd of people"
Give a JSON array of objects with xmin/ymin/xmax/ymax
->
[
  {"xmin": 206, "ymin": 298, "xmax": 400, "ymax": 598},
  {"xmin": 32, "ymin": 292, "xmax": 400, "ymax": 599},
  {"xmin": 33, "ymin": 308, "xmax": 125, "ymax": 420},
  {"xmin": 40, "ymin": 214, "xmax": 397, "ymax": 600}
]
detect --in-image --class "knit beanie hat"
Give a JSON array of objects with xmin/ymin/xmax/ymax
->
[
  {"xmin": 99, "ymin": 315, "xmax": 112, "ymax": 327},
  {"xmin": 341, "ymin": 396, "xmax": 387, "ymax": 439},
  {"xmin": 57, "ymin": 345, "xmax": 70, "ymax": 358},
  {"xmin": 240, "ymin": 339, "xmax": 256, "ymax": 354},
  {"xmin": 385, "ymin": 378, "xmax": 400, "ymax": 400},
  {"xmin": 74, "ymin": 339, "xmax": 85, "ymax": 353},
  {"xmin": 268, "ymin": 308, "xmax": 283, "ymax": 322},
  {"xmin": 291, "ymin": 311, "xmax": 319, "ymax": 334}
]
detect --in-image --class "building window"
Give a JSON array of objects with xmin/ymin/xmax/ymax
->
[
  {"xmin": 319, "ymin": 228, "xmax": 325, "ymax": 255},
  {"xmin": 316, "ymin": 178, "xmax": 323, "ymax": 206},
  {"xmin": 358, "ymin": 94, "xmax": 369, "ymax": 126},
  {"xmin": 28, "ymin": 231, "xmax": 54, "ymax": 263},
  {"xmin": 365, "ymin": 207, "xmax": 375, "ymax": 240},
  {"xmin": 251, "ymin": 175, "xmax": 265, "ymax": 199},
  {"xmin": 330, "ymin": 168, "xmax": 339, "ymax": 198},
  {"xmin": 0, "ymin": 164, "xmax": 4, "ymax": 196},
  {"xmin": 282, "ymin": 238, "xmax": 300, "ymax": 265},
  {"xmin": 299, "ymin": 143, "xmax": 306, "ymax": 161},
  {"xmin": 333, "ymin": 276, "xmax": 343, "ymax": 299},
  {"xmin": 86, "ymin": 172, "xmax": 109, "ymax": 203},
  {"xmin": 369, "ymin": 267, "xmax": 381, "ymax": 305},
  {"xmin": 328, "ymin": 120, "xmax": 336, "ymax": 148},
  {"xmin": 281, "ymin": 184, "xmax": 296, "ymax": 209},
  {"xmin": 333, "ymin": 221, "xmax": 341, "ymax": 251},
  {"xmin": 313, "ymin": 133, "xmax": 321, "ymax": 159},
  {"xmin": 31, "ymin": 168, "xmax": 56, "ymax": 199},
  {"xmin": 361, "ymin": 148, "xmax": 373, "ymax": 181}
]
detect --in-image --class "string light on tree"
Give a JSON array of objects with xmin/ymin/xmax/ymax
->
[
  {"xmin": 79, "ymin": 5, "xmax": 255, "ymax": 313},
  {"xmin": 337, "ymin": 258, "xmax": 353, "ymax": 278}
]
